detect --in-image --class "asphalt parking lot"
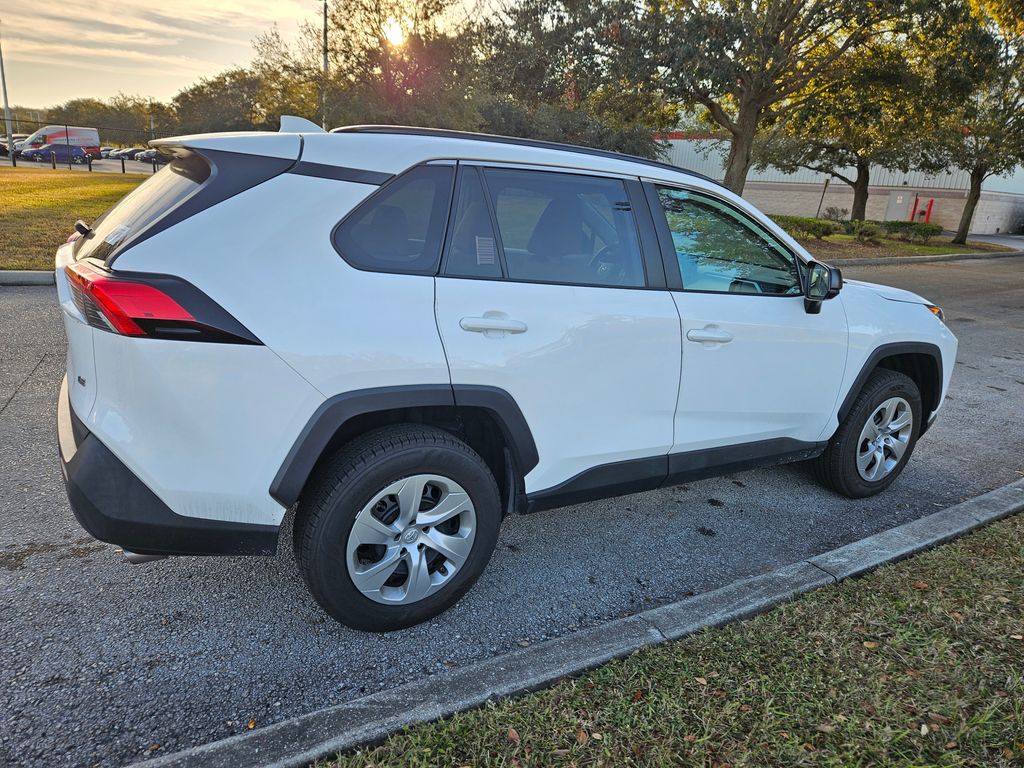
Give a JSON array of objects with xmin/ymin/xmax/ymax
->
[{"xmin": 1, "ymin": 257, "xmax": 1022, "ymax": 767}]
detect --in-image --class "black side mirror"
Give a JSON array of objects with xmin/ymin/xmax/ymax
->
[{"xmin": 804, "ymin": 261, "xmax": 842, "ymax": 314}]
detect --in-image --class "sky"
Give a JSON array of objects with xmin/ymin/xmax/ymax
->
[{"xmin": 0, "ymin": 0, "xmax": 316, "ymax": 109}]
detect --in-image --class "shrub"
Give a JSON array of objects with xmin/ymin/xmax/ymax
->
[
  {"xmin": 822, "ymin": 206, "xmax": 849, "ymax": 222},
  {"xmin": 881, "ymin": 220, "xmax": 943, "ymax": 244},
  {"xmin": 849, "ymin": 220, "xmax": 882, "ymax": 244},
  {"xmin": 772, "ymin": 215, "xmax": 840, "ymax": 240}
]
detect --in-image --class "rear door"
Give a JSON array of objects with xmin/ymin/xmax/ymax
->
[{"xmin": 434, "ymin": 164, "xmax": 682, "ymax": 497}]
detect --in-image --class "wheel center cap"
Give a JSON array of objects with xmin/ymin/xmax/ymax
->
[{"xmin": 402, "ymin": 528, "xmax": 419, "ymax": 544}]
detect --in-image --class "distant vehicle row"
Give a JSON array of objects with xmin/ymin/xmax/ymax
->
[{"xmin": 2, "ymin": 125, "xmax": 166, "ymax": 164}]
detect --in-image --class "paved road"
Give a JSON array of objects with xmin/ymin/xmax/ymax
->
[{"xmin": 1, "ymin": 258, "xmax": 1022, "ymax": 767}]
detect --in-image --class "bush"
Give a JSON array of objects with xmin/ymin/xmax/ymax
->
[
  {"xmin": 772, "ymin": 215, "xmax": 840, "ymax": 240},
  {"xmin": 822, "ymin": 206, "xmax": 849, "ymax": 222},
  {"xmin": 848, "ymin": 220, "xmax": 882, "ymax": 244},
  {"xmin": 881, "ymin": 220, "xmax": 943, "ymax": 244}
]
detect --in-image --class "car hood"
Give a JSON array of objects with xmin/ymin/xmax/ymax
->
[{"xmin": 843, "ymin": 279, "xmax": 931, "ymax": 306}]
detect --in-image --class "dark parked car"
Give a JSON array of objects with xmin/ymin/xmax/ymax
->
[
  {"xmin": 120, "ymin": 148, "xmax": 147, "ymax": 160},
  {"xmin": 21, "ymin": 143, "xmax": 89, "ymax": 164},
  {"xmin": 135, "ymin": 148, "xmax": 168, "ymax": 164},
  {"xmin": 100, "ymin": 146, "xmax": 115, "ymax": 158}
]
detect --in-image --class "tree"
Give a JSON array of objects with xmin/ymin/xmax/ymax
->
[
  {"xmin": 607, "ymin": 0, "xmax": 905, "ymax": 193},
  {"xmin": 479, "ymin": 0, "xmax": 676, "ymax": 156},
  {"xmin": 172, "ymin": 70, "xmax": 267, "ymax": 134},
  {"xmin": 753, "ymin": 43, "xmax": 925, "ymax": 220},
  {"xmin": 917, "ymin": 3, "xmax": 1024, "ymax": 243}
]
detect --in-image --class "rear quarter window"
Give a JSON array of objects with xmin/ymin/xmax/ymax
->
[{"xmin": 74, "ymin": 153, "xmax": 211, "ymax": 263}]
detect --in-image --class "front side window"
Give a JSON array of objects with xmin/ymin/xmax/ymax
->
[
  {"xmin": 334, "ymin": 165, "xmax": 454, "ymax": 274},
  {"xmin": 656, "ymin": 186, "xmax": 801, "ymax": 295},
  {"xmin": 482, "ymin": 168, "xmax": 645, "ymax": 287}
]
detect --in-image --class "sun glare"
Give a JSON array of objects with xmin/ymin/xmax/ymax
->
[{"xmin": 382, "ymin": 17, "xmax": 406, "ymax": 46}]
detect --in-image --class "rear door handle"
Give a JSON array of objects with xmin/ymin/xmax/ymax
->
[
  {"xmin": 460, "ymin": 316, "xmax": 528, "ymax": 335},
  {"xmin": 686, "ymin": 326, "xmax": 734, "ymax": 345}
]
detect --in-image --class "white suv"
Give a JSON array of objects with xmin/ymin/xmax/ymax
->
[{"xmin": 56, "ymin": 118, "xmax": 957, "ymax": 631}]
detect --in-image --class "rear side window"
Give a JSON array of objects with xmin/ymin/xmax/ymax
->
[
  {"xmin": 442, "ymin": 167, "xmax": 502, "ymax": 279},
  {"xmin": 74, "ymin": 153, "xmax": 211, "ymax": 263},
  {"xmin": 334, "ymin": 165, "xmax": 454, "ymax": 274},
  {"xmin": 481, "ymin": 168, "xmax": 645, "ymax": 287}
]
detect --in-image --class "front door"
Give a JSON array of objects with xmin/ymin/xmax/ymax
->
[
  {"xmin": 647, "ymin": 183, "xmax": 849, "ymax": 456},
  {"xmin": 434, "ymin": 165, "xmax": 682, "ymax": 495}
]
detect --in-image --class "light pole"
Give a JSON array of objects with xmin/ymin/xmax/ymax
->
[
  {"xmin": 0, "ymin": 18, "xmax": 14, "ymax": 164},
  {"xmin": 321, "ymin": 0, "xmax": 329, "ymax": 130}
]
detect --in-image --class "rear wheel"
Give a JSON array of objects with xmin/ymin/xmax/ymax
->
[
  {"xmin": 294, "ymin": 424, "xmax": 501, "ymax": 631},
  {"xmin": 813, "ymin": 369, "xmax": 922, "ymax": 498}
]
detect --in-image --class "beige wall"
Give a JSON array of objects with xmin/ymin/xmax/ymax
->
[{"xmin": 741, "ymin": 182, "xmax": 1024, "ymax": 235}]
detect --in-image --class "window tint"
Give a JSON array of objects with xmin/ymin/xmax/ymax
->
[
  {"xmin": 482, "ymin": 168, "xmax": 645, "ymax": 287},
  {"xmin": 656, "ymin": 186, "xmax": 801, "ymax": 295},
  {"xmin": 335, "ymin": 165, "xmax": 454, "ymax": 274},
  {"xmin": 74, "ymin": 153, "xmax": 211, "ymax": 263},
  {"xmin": 443, "ymin": 167, "xmax": 502, "ymax": 279}
]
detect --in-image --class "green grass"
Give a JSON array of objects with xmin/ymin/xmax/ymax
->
[
  {"xmin": 326, "ymin": 513, "xmax": 1024, "ymax": 767},
  {"xmin": 0, "ymin": 166, "xmax": 146, "ymax": 270},
  {"xmin": 800, "ymin": 233, "xmax": 1015, "ymax": 261}
]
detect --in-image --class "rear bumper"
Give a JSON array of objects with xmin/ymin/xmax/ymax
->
[{"xmin": 57, "ymin": 377, "xmax": 279, "ymax": 557}]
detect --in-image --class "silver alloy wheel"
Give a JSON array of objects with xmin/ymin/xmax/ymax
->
[
  {"xmin": 856, "ymin": 396, "xmax": 913, "ymax": 482},
  {"xmin": 345, "ymin": 474, "xmax": 476, "ymax": 605}
]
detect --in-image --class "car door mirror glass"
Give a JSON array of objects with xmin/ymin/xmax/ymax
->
[{"xmin": 807, "ymin": 262, "xmax": 831, "ymax": 301}]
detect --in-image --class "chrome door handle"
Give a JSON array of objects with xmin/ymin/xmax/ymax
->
[
  {"xmin": 460, "ymin": 316, "xmax": 528, "ymax": 334},
  {"xmin": 686, "ymin": 326, "xmax": 734, "ymax": 345}
]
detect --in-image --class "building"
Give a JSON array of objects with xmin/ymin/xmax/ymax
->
[{"xmin": 664, "ymin": 136, "xmax": 1024, "ymax": 235}]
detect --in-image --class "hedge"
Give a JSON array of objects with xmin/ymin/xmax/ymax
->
[
  {"xmin": 772, "ymin": 215, "xmax": 840, "ymax": 240},
  {"xmin": 880, "ymin": 220, "xmax": 944, "ymax": 243}
]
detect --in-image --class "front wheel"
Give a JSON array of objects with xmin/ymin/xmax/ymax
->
[
  {"xmin": 813, "ymin": 369, "xmax": 922, "ymax": 498},
  {"xmin": 294, "ymin": 424, "xmax": 502, "ymax": 631}
]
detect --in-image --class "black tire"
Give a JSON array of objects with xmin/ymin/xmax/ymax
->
[
  {"xmin": 813, "ymin": 369, "xmax": 922, "ymax": 498},
  {"xmin": 293, "ymin": 424, "xmax": 501, "ymax": 631}
]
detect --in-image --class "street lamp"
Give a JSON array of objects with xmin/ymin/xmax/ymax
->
[
  {"xmin": 0, "ymin": 18, "xmax": 14, "ymax": 163},
  {"xmin": 321, "ymin": 0, "xmax": 329, "ymax": 130}
]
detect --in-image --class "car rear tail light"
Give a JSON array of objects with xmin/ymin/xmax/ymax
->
[{"xmin": 64, "ymin": 262, "xmax": 260, "ymax": 345}]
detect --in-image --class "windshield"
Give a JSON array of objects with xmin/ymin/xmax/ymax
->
[{"xmin": 74, "ymin": 152, "xmax": 211, "ymax": 263}]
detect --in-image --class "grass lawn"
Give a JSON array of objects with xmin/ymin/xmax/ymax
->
[
  {"xmin": 799, "ymin": 233, "xmax": 1015, "ymax": 261},
  {"xmin": 328, "ymin": 512, "xmax": 1024, "ymax": 767},
  {"xmin": 0, "ymin": 166, "xmax": 146, "ymax": 270}
]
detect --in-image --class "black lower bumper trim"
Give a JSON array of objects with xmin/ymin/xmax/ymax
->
[{"xmin": 58, "ymin": 378, "xmax": 279, "ymax": 556}]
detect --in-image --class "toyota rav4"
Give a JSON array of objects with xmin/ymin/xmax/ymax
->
[{"xmin": 56, "ymin": 117, "xmax": 957, "ymax": 631}]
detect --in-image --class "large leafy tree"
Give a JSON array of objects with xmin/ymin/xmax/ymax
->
[
  {"xmin": 172, "ymin": 70, "xmax": 267, "ymax": 134},
  {"xmin": 607, "ymin": 0, "xmax": 905, "ymax": 193},
  {"xmin": 917, "ymin": 2, "xmax": 1024, "ymax": 243},
  {"xmin": 480, "ymin": 0, "xmax": 677, "ymax": 156},
  {"xmin": 753, "ymin": 43, "xmax": 925, "ymax": 220}
]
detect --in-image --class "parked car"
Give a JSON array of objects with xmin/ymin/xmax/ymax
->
[
  {"xmin": 135, "ymin": 148, "xmax": 168, "ymax": 164},
  {"xmin": 119, "ymin": 147, "xmax": 147, "ymax": 160},
  {"xmin": 100, "ymin": 147, "xmax": 115, "ymax": 158},
  {"xmin": 22, "ymin": 143, "xmax": 89, "ymax": 163},
  {"xmin": 55, "ymin": 119, "xmax": 958, "ymax": 632}
]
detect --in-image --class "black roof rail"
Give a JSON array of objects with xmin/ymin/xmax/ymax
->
[{"xmin": 329, "ymin": 124, "xmax": 722, "ymax": 187}]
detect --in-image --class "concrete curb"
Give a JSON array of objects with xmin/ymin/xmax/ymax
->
[
  {"xmin": 143, "ymin": 478, "xmax": 1024, "ymax": 768},
  {"xmin": 0, "ymin": 270, "xmax": 55, "ymax": 286},
  {"xmin": 835, "ymin": 250, "xmax": 1023, "ymax": 267}
]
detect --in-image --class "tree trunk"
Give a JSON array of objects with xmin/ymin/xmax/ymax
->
[
  {"xmin": 952, "ymin": 166, "xmax": 986, "ymax": 245},
  {"xmin": 722, "ymin": 106, "xmax": 760, "ymax": 195},
  {"xmin": 850, "ymin": 159, "xmax": 870, "ymax": 221}
]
